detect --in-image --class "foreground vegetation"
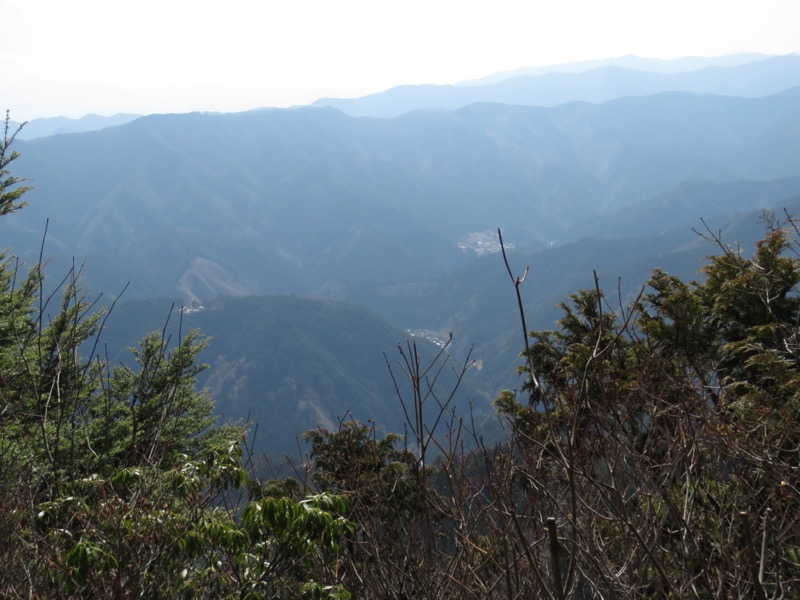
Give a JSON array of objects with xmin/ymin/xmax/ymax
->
[{"xmin": 2, "ymin": 115, "xmax": 799, "ymax": 598}]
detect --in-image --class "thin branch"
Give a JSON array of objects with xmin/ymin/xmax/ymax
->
[{"xmin": 498, "ymin": 228, "xmax": 539, "ymax": 401}]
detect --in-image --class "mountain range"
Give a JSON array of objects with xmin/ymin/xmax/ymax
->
[
  {"xmin": 12, "ymin": 113, "xmax": 141, "ymax": 140},
  {"xmin": 313, "ymin": 54, "xmax": 800, "ymax": 117},
  {"xmin": 8, "ymin": 87, "xmax": 800, "ymax": 304},
  {"xmin": 4, "ymin": 53, "xmax": 800, "ymax": 455},
  {"xmin": 11, "ymin": 53, "xmax": 796, "ymax": 138}
]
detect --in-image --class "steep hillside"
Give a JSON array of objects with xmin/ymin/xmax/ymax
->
[
  {"xmin": 571, "ymin": 177, "xmax": 800, "ymax": 238},
  {"xmin": 97, "ymin": 295, "xmax": 482, "ymax": 456},
  {"xmin": 332, "ymin": 190, "xmax": 800, "ymax": 397}
]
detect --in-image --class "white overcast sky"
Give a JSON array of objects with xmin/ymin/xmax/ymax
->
[{"xmin": 2, "ymin": 0, "xmax": 799, "ymax": 120}]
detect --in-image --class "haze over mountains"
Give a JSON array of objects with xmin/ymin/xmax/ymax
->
[
  {"xmin": 12, "ymin": 113, "xmax": 141, "ymax": 140},
  {"xmin": 12, "ymin": 54, "xmax": 798, "ymax": 137},
  {"xmin": 4, "ymin": 53, "xmax": 800, "ymax": 454},
  {"xmin": 9, "ymin": 86, "xmax": 800, "ymax": 299},
  {"xmin": 313, "ymin": 54, "xmax": 800, "ymax": 117}
]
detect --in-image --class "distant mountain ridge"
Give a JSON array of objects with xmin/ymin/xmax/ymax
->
[
  {"xmin": 6, "ymin": 88, "xmax": 800, "ymax": 304},
  {"xmin": 457, "ymin": 53, "xmax": 771, "ymax": 85},
  {"xmin": 313, "ymin": 54, "xmax": 800, "ymax": 118},
  {"xmin": 572, "ymin": 177, "xmax": 800, "ymax": 239},
  {"xmin": 9, "ymin": 53, "xmax": 790, "ymax": 129},
  {"xmin": 11, "ymin": 113, "xmax": 142, "ymax": 140}
]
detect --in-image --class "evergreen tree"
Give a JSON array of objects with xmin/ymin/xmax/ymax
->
[{"xmin": 0, "ymin": 114, "xmax": 353, "ymax": 599}]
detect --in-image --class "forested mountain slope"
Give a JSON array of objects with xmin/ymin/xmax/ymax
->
[
  {"xmin": 97, "ymin": 294, "xmax": 478, "ymax": 456},
  {"xmin": 5, "ymin": 88, "xmax": 800, "ymax": 304}
]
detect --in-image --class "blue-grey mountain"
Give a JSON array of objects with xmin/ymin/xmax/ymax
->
[
  {"xmin": 5, "ymin": 61, "xmax": 800, "ymax": 456},
  {"xmin": 313, "ymin": 55, "xmax": 800, "ymax": 118},
  {"xmin": 7, "ymin": 88, "xmax": 800, "ymax": 305}
]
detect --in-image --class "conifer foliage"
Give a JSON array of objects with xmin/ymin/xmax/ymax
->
[
  {"xmin": 0, "ymin": 116, "xmax": 353, "ymax": 599},
  {"xmin": 487, "ymin": 217, "xmax": 800, "ymax": 597}
]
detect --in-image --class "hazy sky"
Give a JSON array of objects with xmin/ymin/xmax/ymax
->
[{"xmin": 2, "ymin": 0, "xmax": 799, "ymax": 120}]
